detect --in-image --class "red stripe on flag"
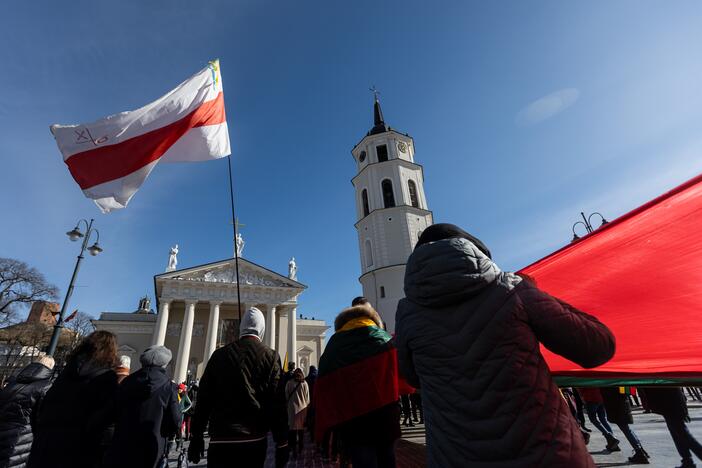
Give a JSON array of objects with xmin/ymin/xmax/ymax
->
[
  {"xmin": 314, "ymin": 348, "xmax": 399, "ymax": 442},
  {"xmin": 65, "ymin": 92, "xmax": 226, "ymax": 190}
]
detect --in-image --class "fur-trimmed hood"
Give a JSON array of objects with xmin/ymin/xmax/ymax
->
[{"xmin": 334, "ymin": 305, "xmax": 383, "ymax": 331}]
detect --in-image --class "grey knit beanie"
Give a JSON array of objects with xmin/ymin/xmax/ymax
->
[{"xmin": 140, "ymin": 345, "xmax": 172, "ymax": 368}]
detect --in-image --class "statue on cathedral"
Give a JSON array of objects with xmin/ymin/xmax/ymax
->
[
  {"xmin": 166, "ymin": 244, "xmax": 178, "ymax": 272},
  {"xmin": 288, "ymin": 257, "xmax": 297, "ymax": 280},
  {"xmin": 235, "ymin": 233, "xmax": 245, "ymax": 257}
]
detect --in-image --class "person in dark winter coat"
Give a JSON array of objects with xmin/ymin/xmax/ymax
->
[
  {"xmin": 395, "ymin": 224, "xmax": 616, "ymax": 468},
  {"xmin": 305, "ymin": 365, "xmax": 318, "ymax": 439},
  {"xmin": 600, "ymin": 387, "xmax": 649, "ymax": 464},
  {"xmin": 103, "ymin": 346, "xmax": 181, "ymax": 468},
  {"xmin": 315, "ymin": 305, "xmax": 401, "ymax": 468},
  {"xmin": 28, "ymin": 330, "xmax": 119, "ymax": 468},
  {"xmin": 188, "ymin": 307, "xmax": 289, "ymax": 468},
  {"xmin": 640, "ymin": 387, "xmax": 702, "ymax": 468},
  {"xmin": 0, "ymin": 356, "xmax": 54, "ymax": 468}
]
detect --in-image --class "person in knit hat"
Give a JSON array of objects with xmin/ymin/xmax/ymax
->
[
  {"xmin": 396, "ymin": 223, "xmax": 616, "ymax": 468},
  {"xmin": 103, "ymin": 345, "xmax": 180, "ymax": 468},
  {"xmin": 115, "ymin": 355, "xmax": 130, "ymax": 384},
  {"xmin": 140, "ymin": 345, "xmax": 172, "ymax": 368},
  {"xmin": 189, "ymin": 307, "xmax": 289, "ymax": 468}
]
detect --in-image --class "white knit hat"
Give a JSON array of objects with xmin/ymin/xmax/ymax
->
[{"xmin": 239, "ymin": 307, "xmax": 266, "ymax": 341}]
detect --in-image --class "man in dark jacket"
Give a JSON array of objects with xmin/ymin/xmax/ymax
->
[
  {"xmin": 395, "ymin": 224, "xmax": 616, "ymax": 468},
  {"xmin": 104, "ymin": 346, "xmax": 180, "ymax": 468},
  {"xmin": 640, "ymin": 387, "xmax": 702, "ymax": 468},
  {"xmin": 188, "ymin": 307, "xmax": 288, "ymax": 468},
  {"xmin": 0, "ymin": 357, "xmax": 54, "ymax": 468}
]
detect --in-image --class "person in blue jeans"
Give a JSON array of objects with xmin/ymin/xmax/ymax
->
[
  {"xmin": 601, "ymin": 387, "xmax": 650, "ymax": 464},
  {"xmin": 579, "ymin": 388, "xmax": 620, "ymax": 451}
]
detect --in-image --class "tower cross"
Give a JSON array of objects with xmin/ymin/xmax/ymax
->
[
  {"xmin": 232, "ymin": 218, "xmax": 246, "ymax": 231},
  {"xmin": 369, "ymin": 85, "xmax": 380, "ymax": 101}
]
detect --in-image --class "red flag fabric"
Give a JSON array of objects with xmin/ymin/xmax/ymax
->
[
  {"xmin": 520, "ymin": 173, "xmax": 702, "ymax": 386},
  {"xmin": 314, "ymin": 323, "xmax": 399, "ymax": 442},
  {"xmin": 64, "ymin": 309, "xmax": 78, "ymax": 323}
]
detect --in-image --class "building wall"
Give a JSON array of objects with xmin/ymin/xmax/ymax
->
[
  {"xmin": 95, "ymin": 304, "xmax": 328, "ymax": 380},
  {"xmin": 359, "ymin": 265, "xmax": 405, "ymax": 332}
]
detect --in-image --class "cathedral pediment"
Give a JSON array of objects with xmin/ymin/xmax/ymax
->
[{"xmin": 156, "ymin": 258, "xmax": 305, "ymax": 290}]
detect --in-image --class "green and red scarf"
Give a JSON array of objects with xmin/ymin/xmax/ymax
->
[{"xmin": 313, "ymin": 317, "xmax": 399, "ymax": 441}]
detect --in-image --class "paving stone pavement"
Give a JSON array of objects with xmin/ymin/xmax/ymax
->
[{"xmin": 170, "ymin": 404, "xmax": 702, "ymax": 467}]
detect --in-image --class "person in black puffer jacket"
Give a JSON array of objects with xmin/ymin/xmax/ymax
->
[
  {"xmin": 395, "ymin": 224, "xmax": 616, "ymax": 468},
  {"xmin": 28, "ymin": 331, "xmax": 119, "ymax": 468},
  {"xmin": 103, "ymin": 346, "xmax": 180, "ymax": 468},
  {"xmin": 0, "ymin": 357, "xmax": 54, "ymax": 468}
]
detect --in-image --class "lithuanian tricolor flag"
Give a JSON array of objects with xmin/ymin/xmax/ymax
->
[{"xmin": 313, "ymin": 316, "xmax": 399, "ymax": 441}]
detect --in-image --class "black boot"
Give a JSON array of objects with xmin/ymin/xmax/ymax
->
[
  {"xmin": 605, "ymin": 433, "xmax": 620, "ymax": 452},
  {"xmin": 675, "ymin": 457, "xmax": 696, "ymax": 468},
  {"xmin": 628, "ymin": 447, "xmax": 650, "ymax": 464}
]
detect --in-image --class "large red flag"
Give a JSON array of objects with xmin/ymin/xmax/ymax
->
[{"xmin": 520, "ymin": 173, "xmax": 702, "ymax": 386}]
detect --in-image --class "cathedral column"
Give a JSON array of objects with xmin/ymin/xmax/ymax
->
[
  {"xmin": 152, "ymin": 299, "xmax": 170, "ymax": 346},
  {"xmin": 174, "ymin": 300, "xmax": 196, "ymax": 384},
  {"xmin": 288, "ymin": 306, "xmax": 297, "ymax": 367},
  {"xmin": 266, "ymin": 305, "xmax": 277, "ymax": 349},
  {"xmin": 203, "ymin": 301, "xmax": 221, "ymax": 364}
]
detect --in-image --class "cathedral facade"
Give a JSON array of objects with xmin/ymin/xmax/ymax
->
[
  {"xmin": 351, "ymin": 97, "xmax": 433, "ymax": 331},
  {"xmin": 93, "ymin": 247, "xmax": 328, "ymax": 383}
]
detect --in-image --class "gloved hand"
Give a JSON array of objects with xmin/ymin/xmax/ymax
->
[
  {"xmin": 188, "ymin": 435, "xmax": 205, "ymax": 464},
  {"xmin": 275, "ymin": 442, "xmax": 290, "ymax": 468}
]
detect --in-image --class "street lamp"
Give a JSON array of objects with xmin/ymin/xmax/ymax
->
[
  {"xmin": 46, "ymin": 218, "xmax": 103, "ymax": 356},
  {"xmin": 571, "ymin": 211, "xmax": 608, "ymax": 242}
]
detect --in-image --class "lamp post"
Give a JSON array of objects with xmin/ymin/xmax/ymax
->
[
  {"xmin": 571, "ymin": 211, "xmax": 608, "ymax": 242},
  {"xmin": 46, "ymin": 218, "xmax": 103, "ymax": 356}
]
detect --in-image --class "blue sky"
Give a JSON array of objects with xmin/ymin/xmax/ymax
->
[{"xmin": 2, "ymin": 1, "xmax": 702, "ymax": 325}]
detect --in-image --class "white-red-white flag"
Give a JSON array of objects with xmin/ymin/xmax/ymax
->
[{"xmin": 51, "ymin": 60, "xmax": 230, "ymax": 213}]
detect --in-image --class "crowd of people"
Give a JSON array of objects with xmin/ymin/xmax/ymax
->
[{"xmin": 0, "ymin": 223, "xmax": 701, "ymax": 468}]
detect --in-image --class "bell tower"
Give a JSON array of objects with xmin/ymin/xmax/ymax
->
[{"xmin": 351, "ymin": 93, "xmax": 433, "ymax": 331}]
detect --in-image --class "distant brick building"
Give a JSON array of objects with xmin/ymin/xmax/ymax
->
[{"xmin": 26, "ymin": 301, "xmax": 59, "ymax": 326}]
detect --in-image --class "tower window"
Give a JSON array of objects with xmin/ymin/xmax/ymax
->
[
  {"xmin": 408, "ymin": 180, "xmax": 419, "ymax": 208},
  {"xmin": 381, "ymin": 180, "xmax": 395, "ymax": 208},
  {"xmin": 376, "ymin": 144, "xmax": 388, "ymax": 162},
  {"xmin": 365, "ymin": 239, "xmax": 373, "ymax": 268},
  {"xmin": 380, "ymin": 286, "xmax": 386, "ymax": 298},
  {"xmin": 361, "ymin": 189, "xmax": 370, "ymax": 217}
]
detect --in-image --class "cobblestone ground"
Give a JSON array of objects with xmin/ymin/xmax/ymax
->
[{"xmin": 170, "ymin": 403, "xmax": 702, "ymax": 467}]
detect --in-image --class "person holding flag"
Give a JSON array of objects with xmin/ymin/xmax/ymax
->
[
  {"xmin": 395, "ymin": 223, "xmax": 616, "ymax": 468},
  {"xmin": 188, "ymin": 307, "xmax": 289, "ymax": 468}
]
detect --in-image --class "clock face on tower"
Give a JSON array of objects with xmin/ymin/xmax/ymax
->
[{"xmin": 397, "ymin": 141, "xmax": 407, "ymax": 153}]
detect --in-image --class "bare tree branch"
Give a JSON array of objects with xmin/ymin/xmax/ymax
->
[{"xmin": 0, "ymin": 258, "xmax": 59, "ymax": 319}]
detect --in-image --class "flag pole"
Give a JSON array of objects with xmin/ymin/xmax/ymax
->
[{"xmin": 227, "ymin": 155, "xmax": 243, "ymax": 323}]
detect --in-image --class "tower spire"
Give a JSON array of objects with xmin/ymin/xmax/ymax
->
[{"xmin": 368, "ymin": 86, "xmax": 389, "ymax": 135}]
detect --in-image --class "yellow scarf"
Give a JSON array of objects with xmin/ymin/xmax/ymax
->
[{"xmin": 338, "ymin": 317, "xmax": 377, "ymax": 333}]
